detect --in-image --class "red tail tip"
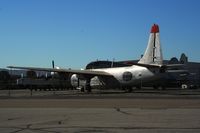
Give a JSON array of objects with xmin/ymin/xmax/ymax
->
[{"xmin": 151, "ymin": 24, "xmax": 159, "ymax": 33}]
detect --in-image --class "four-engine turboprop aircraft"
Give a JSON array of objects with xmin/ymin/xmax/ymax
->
[{"xmin": 8, "ymin": 24, "xmax": 170, "ymax": 92}]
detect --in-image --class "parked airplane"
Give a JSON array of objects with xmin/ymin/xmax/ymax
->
[{"xmin": 8, "ymin": 24, "xmax": 174, "ymax": 92}]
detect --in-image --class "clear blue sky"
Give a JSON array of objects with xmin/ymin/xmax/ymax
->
[{"xmin": 0, "ymin": 0, "xmax": 200, "ymax": 69}]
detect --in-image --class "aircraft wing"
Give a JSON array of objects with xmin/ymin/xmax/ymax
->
[
  {"xmin": 166, "ymin": 69, "xmax": 188, "ymax": 73},
  {"xmin": 7, "ymin": 66, "xmax": 113, "ymax": 77}
]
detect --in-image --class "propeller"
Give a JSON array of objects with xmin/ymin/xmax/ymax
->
[{"xmin": 52, "ymin": 60, "xmax": 55, "ymax": 69}]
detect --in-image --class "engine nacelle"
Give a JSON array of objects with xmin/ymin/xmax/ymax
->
[
  {"xmin": 70, "ymin": 74, "xmax": 78, "ymax": 87},
  {"xmin": 51, "ymin": 66, "xmax": 60, "ymax": 77},
  {"xmin": 70, "ymin": 74, "xmax": 87, "ymax": 89}
]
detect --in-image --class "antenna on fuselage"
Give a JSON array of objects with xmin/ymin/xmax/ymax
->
[{"xmin": 52, "ymin": 60, "xmax": 55, "ymax": 69}]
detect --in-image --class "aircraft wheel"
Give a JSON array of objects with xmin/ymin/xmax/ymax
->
[
  {"xmin": 161, "ymin": 86, "xmax": 166, "ymax": 90},
  {"xmin": 81, "ymin": 87, "xmax": 85, "ymax": 92},
  {"xmin": 86, "ymin": 85, "xmax": 92, "ymax": 93},
  {"xmin": 128, "ymin": 87, "xmax": 133, "ymax": 92},
  {"xmin": 153, "ymin": 85, "xmax": 159, "ymax": 89},
  {"xmin": 136, "ymin": 85, "xmax": 141, "ymax": 89}
]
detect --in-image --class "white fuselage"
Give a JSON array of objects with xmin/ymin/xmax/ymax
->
[
  {"xmin": 93, "ymin": 65, "xmax": 155, "ymax": 86},
  {"xmin": 71, "ymin": 65, "xmax": 157, "ymax": 88}
]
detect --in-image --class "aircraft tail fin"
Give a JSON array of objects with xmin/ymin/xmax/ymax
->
[{"xmin": 138, "ymin": 24, "xmax": 163, "ymax": 66}]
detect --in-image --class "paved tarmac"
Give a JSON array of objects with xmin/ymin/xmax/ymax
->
[
  {"xmin": 1, "ymin": 108, "xmax": 200, "ymax": 133},
  {"xmin": 0, "ymin": 89, "xmax": 200, "ymax": 133}
]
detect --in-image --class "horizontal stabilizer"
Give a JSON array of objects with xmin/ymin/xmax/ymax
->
[
  {"xmin": 165, "ymin": 64, "xmax": 185, "ymax": 67},
  {"xmin": 130, "ymin": 62, "xmax": 162, "ymax": 68},
  {"xmin": 166, "ymin": 69, "xmax": 188, "ymax": 73}
]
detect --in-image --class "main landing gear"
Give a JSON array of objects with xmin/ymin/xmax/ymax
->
[{"xmin": 85, "ymin": 79, "xmax": 92, "ymax": 93}]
